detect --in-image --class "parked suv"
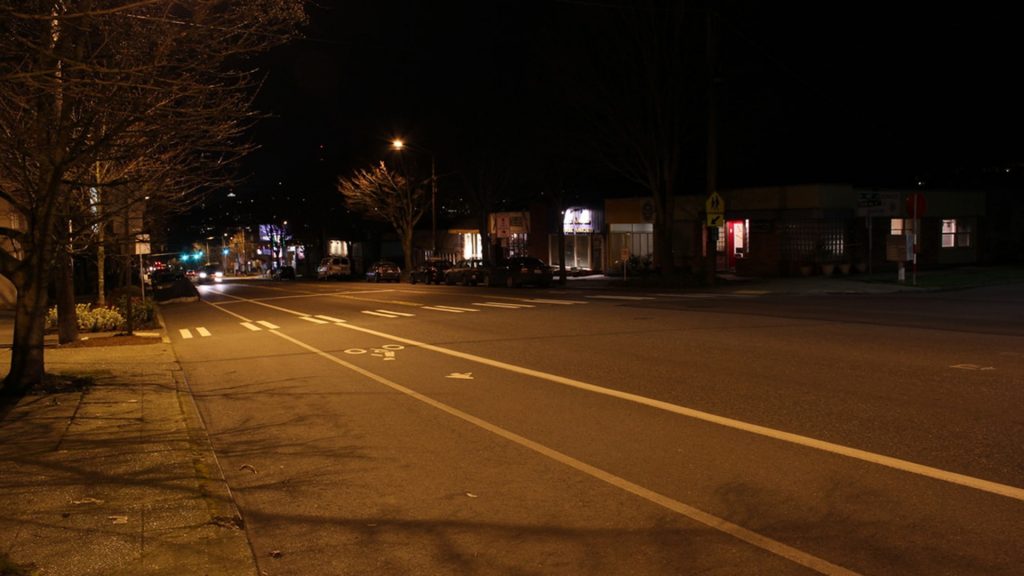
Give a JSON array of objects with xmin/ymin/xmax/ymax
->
[{"xmin": 317, "ymin": 256, "xmax": 351, "ymax": 280}]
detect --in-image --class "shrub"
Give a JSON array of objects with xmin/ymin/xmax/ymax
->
[{"xmin": 45, "ymin": 296, "xmax": 157, "ymax": 333}]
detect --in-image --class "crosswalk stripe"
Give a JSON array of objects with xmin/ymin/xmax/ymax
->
[
  {"xmin": 376, "ymin": 309, "xmax": 415, "ymax": 317},
  {"xmin": 241, "ymin": 322, "xmax": 261, "ymax": 331},
  {"xmin": 179, "ymin": 328, "xmax": 193, "ymax": 339},
  {"xmin": 362, "ymin": 310, "xmax": 400, "ymax": 318},
  {"xmin": 430, "ymin": 305, "xmax": 479, "ymax": 312},
  {"xmin": 196, "ymin": 327, "xmax": 212, "ymax": 337},
  {"xmin": 257, "ymin": 320, "xmax": 280, "ymax": 329},
  {"xmin": 315, "ymin": 315, "xmax": 345, "ymax": 323},
  {"xmin": 300, "ymin": 316, "xmax": 329, "ymax": 324},
  {"xmin": 422, "ymin": 306, "xmax": 465, "ymax": 313}
]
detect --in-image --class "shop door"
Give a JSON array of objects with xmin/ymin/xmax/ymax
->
[{"xmin": 726, "ymin": 220, "xmax": 747, "ymax": 269}]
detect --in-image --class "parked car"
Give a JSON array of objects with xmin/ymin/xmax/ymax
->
[
  {"xmin": 491, "ymin": 256, "xmax": 553, "ymax": 288},
  {"xmin": 444, "ymin": 258, "xmax": 492, "ymax": 286},
  {"xmin": 195, "ymin": 264, "xmax": 224, "ymax": 284},
  {"xmin": 317, "ymin": 256, "xmax": 351, "ymax": 280},
  {"xmin": 366, "ymin": 260, "xmax": 401, "ymax": 282},
  {"xmin": 409, "ymin": 258, "xmax": 453, "ymax": 284},
  {"xmin": 272, "ymin": 265, "xmax": 295, "ymax": 280}
]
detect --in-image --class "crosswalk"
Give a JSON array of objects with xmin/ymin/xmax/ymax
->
[{"xmin": 172, "ymin": 298, "xmax": 587, "ymax": 340}]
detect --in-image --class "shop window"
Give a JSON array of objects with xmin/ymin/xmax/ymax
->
[
  {"xmin": 890, "ymin": 219, "xmax": 915, "ymax": 235},
  {"xmin": 941, "ymin": 219, "xmax": 971, "ymax": 248}
]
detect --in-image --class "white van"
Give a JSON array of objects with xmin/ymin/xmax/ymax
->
[{"xmin": 317, "ymin": 256, "xmax": 351, "ymax": 280}]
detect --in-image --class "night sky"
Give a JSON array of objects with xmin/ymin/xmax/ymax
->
[{"xmin": 180, "ymin": 1, "xmax": 1024, "ymax": 244}]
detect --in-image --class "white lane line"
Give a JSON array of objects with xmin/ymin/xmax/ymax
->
[
  {"xmin": 376, "ymin": 309, "xmax": 415, "ymax": 317},
  {"xmin": 178, "ymin": 328, "xmax": 193, "ymax": 339},
  {"xmin": 422, "ymin": 306, "xmax": 465, "ymax": 313},
  {"xmin": 586, "ymin": 295, "xmax": 656, "ymax": 301},
  {"xmin": 241, "ymin": 322, "xmax": 262, "ymax": 331},
  {"xmin": 332, "ymin": 322, "xmax": 1024, "ymax": 503},
  {"xmin": 196, "ymin": 327, "xmax": 212, "ymax": 337},
  {"xmin": 204, "ymin": 288, "xmax": 1024, "ymax": 502},
  {"xmin": 268, "ymin": 329, "xmax": 861, "ymax": 576},
  {"xmin": 299, "ymin": 316, "xmax": 329, "ymax": 324},
  {"xmin": 362, "ymin": 310, "xmax": 400, "ymax": 318},
  {"xmin": 431, "ymin": 305, "xmax": 479, "ymax": 312},
  {"xmin": 256, "ymin": 320, "xmax": 280, "ymax": 329},
  {"xmin": 473, "ymin": 302, "xmax": 535, "ymax": 309},
  {"xmin": 519, "ymin": 298, "xmax": 588, "ymax": 305},
  {"xmin": 315, "ymin": 315, "xmax": 346, "ymax": 323}
]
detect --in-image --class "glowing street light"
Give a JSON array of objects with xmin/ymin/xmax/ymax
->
[{"xmin": 390, "ymin": 138, "xmax": 437, "ymax": 253}]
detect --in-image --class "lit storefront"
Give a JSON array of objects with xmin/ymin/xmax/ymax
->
[{"xmin": 549, "ymin": 206, "xmax": 603, "ymax": 273}]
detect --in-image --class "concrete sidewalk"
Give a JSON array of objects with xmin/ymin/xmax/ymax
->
[{"xmin": 0, "ymin": 321, "xmax": 256, "ymax": 576}]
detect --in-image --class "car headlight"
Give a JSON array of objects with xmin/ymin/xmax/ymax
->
[{"xmin": 199, "ymin": 272, "xmax": 208, "ymax": 279}]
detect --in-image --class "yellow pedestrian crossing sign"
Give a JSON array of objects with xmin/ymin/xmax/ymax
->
[{"xmin": 705, "ymin": 192, "xmax": 725, "ymax": 227}]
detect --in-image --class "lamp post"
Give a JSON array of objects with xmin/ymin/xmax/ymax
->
[{"xmin": 391, "ymin": 138, "xmax": 437, "ymax": 254}]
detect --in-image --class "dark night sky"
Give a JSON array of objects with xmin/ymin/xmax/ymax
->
[{"xmin": 185, "ymin": 1, "xmax": 1024, "ymax": 242}]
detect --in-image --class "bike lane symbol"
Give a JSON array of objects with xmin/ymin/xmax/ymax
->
[{"xmin": 344, "ymin": 344, "xmax": 404, "ymax": 361}]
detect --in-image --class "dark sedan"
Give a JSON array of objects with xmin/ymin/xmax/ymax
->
[
  {"xmin": 492, "ymin": 256, "xmax": 553, "ymax": 288},
  {"xmin": 409, "ymin": 258, "xmax": 453, "ymax": 285},
  {"xmin": 444, "ymin": 258, "xmax": 492, "ymax": 286},
  {"xmin": 366, "ymin": 260, "xmax": 401, "ymax": 282}
]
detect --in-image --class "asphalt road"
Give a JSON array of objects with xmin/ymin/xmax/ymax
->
[{"xmin": 161, "ymin": 277, "xmax": 1024, "ymax": 575}]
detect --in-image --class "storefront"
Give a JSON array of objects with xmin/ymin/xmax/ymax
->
[{"xmin": 548, "ymin": 206, "xmax": 603, "ymax": 273}]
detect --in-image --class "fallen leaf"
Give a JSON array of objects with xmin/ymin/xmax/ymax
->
[
  {"xmin": 465, "ymin": 492, "xmax": 479, "ymax": 498},
  {"xmin": 109, "ymin": 515, "xmax": 128, "ymax": 524}
]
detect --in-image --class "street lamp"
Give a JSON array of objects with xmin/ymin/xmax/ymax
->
[{"xmin": 391, "ymin": 138, "xmax": 437, "ymax": 254}]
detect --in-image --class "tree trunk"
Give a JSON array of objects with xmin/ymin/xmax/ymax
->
[
  {"xmin": 401, "ymin": 229, "xmax": 414, "ymax": 281},
  {"xmin": 654, "ymin": 192, "xmax": 676, "ymax": 275},
  {"xmin": 2, "ymin": 267, "xmax": 50, "ymax": 397},
  {"xmin": 56, "ymin": 249, "xmax": 78, "ymax": 344}
]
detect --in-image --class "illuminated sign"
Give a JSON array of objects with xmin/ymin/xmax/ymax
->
[{"xmin": 564, "ymin": 208, "xmax": 594, "ymax": 234}]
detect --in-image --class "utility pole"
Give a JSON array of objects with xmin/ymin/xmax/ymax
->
[
  {"xmin": 705, "ymin": 8, "xmax": 719, "ymax": 287},
  {"xmin": 431, "ymin": 155, "xmax": 437, "ymax": 254}
]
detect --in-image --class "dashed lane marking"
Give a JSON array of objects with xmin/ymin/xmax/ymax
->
[
  {"xmin": 362, "ymin": 310, "xmax": 401, "ymax": 318},
  {"xmin": 300, "ymin": 316, "xmax": 329, "ymax": 324},
  {"xmin": 196, "ymin": 327, "xmax": 212, "ymax": 337},
  {"xmin": 422, "ymin": 306, "xmax": 467, "ymax": 313},
  {"xmin": 315, "ymin": 315, "xmax": 346, "ymax": 323},
  {"xmin": 179, "ymin": 329, "xmax": 193, "ymax": 339},
  {"xmin": 429, "ymin": 305, "xmax": 479, "ymax": 312},
  {"xmin": 516, "ymin": 298, "xmax": 587, "ymax": 305},
  {"xmin": 376, "ymin": 309, "xmax": 415, "ymax": 317},
  {"xmin": 586, "ymin": 295, "xmax": 656, "ymax": 301},
  {"xmin": 256, "ymin": 320, "xmax": 280, "ymax": 329},
  {"xmin": 241, "ymin": 322, "xmax": 262, "ymax": 331},
  {"xmin": 472, "ymin": 302, "xmax": 536, "ymax": 309}
]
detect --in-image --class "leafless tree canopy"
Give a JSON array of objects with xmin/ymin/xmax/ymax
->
[
  {"xmin": 0, "ymin": 0, "xmax": 305, "ymax": 393},
  {"xmin": 338, "ymin": 162, "xmax": 428, "ymax": 275}
]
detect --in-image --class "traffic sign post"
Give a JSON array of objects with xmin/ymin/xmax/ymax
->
[
  {"xmin": 705, "ymin": 192, "xmax": 725, "ymax": 286},
  {"xmin": 905, "ymin": 193, "xmax": 926, "ymax": 286}
]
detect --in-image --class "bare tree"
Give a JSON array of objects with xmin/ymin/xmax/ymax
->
[
  {"xmin": 0, "ymin": 0, "xmax": 304, "ymax": 395},
  {"xmin": 551, "ymin": 0, "xmax": 696, "ymax": 275},
  {"xmin": 338, "ymin": 162, "xmax": 428, "ymax": 277}
]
